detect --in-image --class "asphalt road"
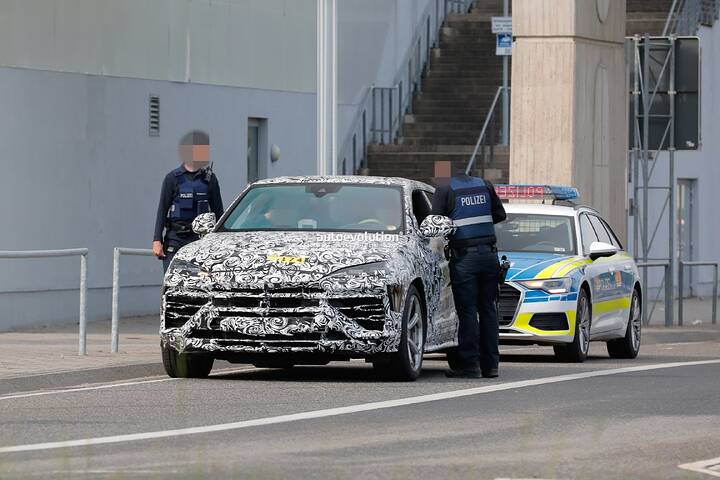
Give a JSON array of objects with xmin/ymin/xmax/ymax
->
[{"xmin": 1, "ymin": 341, "xmax": 719, "ymax": 479}]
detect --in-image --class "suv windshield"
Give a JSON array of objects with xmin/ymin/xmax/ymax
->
[
  {"xmin": 220, "ymin": 183, "xmax": 404, "ymax": 233},
  {"xmin": 496, "ymin": 213, "xmax": 576, "ymax": 254}
]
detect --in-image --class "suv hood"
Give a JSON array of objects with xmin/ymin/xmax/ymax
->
[{"xmin": 168, "ymin": 231, "xmax": 412, "ymax": 285}]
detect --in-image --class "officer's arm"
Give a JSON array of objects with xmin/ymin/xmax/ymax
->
[
  {"xmin": 486, "ymin": 181, "xmax": 507, "ymax": 224},
  {"xmin": 209, "ymin": 174, "xmax": 224, "ymax": 219},
  {"xmin": 153, "ymin": 174, "xmax": 173, "ymax": 242},
  {"xmin": 430, "ymin": 185, "xmax": 452, "ymax": 216}
]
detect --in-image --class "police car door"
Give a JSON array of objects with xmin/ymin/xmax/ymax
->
[
  {"xmin": 578, "ymin": 212, "xmax": 616, "ymax": 335},
  {"xmin": 589, "ymin": 215, "xmax": 634, "ymax": 333}
]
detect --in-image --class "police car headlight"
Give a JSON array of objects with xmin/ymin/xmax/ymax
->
[
  {"xmin": 519, "ymin": 277, "xmax": 572, "ymax": 294},
  {"xmin": 169, "ymin": 258, "xmax": 211, "ymax": 280},
  {"xmin": 327, "ymin": 261, "xmax": 388, "ymax": 278}
]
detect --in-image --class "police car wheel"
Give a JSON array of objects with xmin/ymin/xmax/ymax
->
[
  {"xmin": 607, "ymin": 288, "xmax": 642, "ymax": 359},
  {"xmin": 553, "ymin": 289, "xmax": 591, "ymax": 363},
  {"xmin": 373, "ymin": 285, "xmax": 426, "ymax": 381},
  {"xmin": 161, "ymin": 343, "xmax": 214, "ymax": 378}
]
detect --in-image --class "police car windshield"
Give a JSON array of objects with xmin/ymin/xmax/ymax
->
[
  {"xmin": 220, "ymin": 183, "xmax": 404, "ymax": 233},
  {"xmin": 496, "ymin": 213, "xmax": 576, "ymax": 254}
]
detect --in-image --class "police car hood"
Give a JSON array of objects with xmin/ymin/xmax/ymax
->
[
  {"xmin": 499, "ymin": 251, "xmax": 580, "ymax": 281},
  {"xmin": 168, "ymin": 231, "xmax": 411, "ymax": 285}
]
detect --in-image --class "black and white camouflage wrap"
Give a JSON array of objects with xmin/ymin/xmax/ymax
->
[
  {"xmin": 191, "ymin": 212, "xmax": 217, "ymax": 236},
  {"xmin": 419, "ymin": 214, "xmax": 456, "ymax": 238},
  {"xmin": 161, "ymin": 176, "xmax": 458, "ymax": 357}
]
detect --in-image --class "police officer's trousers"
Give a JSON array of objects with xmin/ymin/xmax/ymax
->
[{"xmin": 449, "ymin": 244, "xmax": 500, "ymax": 372}]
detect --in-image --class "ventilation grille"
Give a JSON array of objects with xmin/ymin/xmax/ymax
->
[{"xmin": 149, "ymin": 95, "xmax": 160, "ymax": 136}]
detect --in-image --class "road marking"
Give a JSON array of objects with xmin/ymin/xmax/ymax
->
[
  {"xmin": 0, "ymin": 358, "xmax": 717, "ymax": 454},
  {"xmin": 679, "ymin": 456, "xmax": 720, "ymax": 478},
  {"xmin": 0, "ymin": 366, "xmax": 256, "ymax": 402}
]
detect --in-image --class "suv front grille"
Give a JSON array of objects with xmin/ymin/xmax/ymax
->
[
  {"xmin": 497, "ymin": 284, "xmax": 521, "ymax": 326},
  {"xmin": 164, "ymin": 293, "xmax": 208, "ymax": 328},
  {"xmin": 328, "ymin": 297, "xmax": 386, "ymax": 331}
]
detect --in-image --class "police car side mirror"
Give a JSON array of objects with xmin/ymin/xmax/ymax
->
[
  {"xmin": 192, "ymin": 212, "xmax": 217, "ymax": 237},
  {"xmin": 589, "ymin": 241, "xmax": 618, "ymax": 260},
  {"xmin": 419, "ymin": 215, "xmax": 456, "ymax": 239}
]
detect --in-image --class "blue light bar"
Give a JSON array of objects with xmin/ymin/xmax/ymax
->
[
  {"xmin": 495, "ymin": 185, "xmax": 579, "ymax": 202},
  {"xmin": 547, "ymin": 186, "xmax": 579, "ymax": 201}
]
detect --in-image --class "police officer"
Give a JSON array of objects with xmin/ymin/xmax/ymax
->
[
  {"xmin": 431, "ymin": 168, "xmax": 506, "ymax": 379},
  {"xmin": 153, "ymin": 130, "xmax": 224, "ymax": 271}
]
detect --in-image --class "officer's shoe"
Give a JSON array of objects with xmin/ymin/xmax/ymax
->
[
  {"xmin": 482, "ymin": 368, "xmax": 499, "ymax": 378},
  {"xmin": 444, "ymin": 367, "xmax": 483, "ymax": 379}
]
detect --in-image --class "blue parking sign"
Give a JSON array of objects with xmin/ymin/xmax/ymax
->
[{"xmin": 496, "ymin": 33, "xmax": 512, "ymax": 56}]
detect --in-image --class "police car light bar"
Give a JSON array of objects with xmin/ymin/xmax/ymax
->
[{"xmin": 495, "ymin": 185, "xmax": 579, "ymax": 202}]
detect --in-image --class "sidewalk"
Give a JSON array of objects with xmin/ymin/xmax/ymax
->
[{"xmin": 0, "ymin": 315, "xmax": 161, "ymax": 381}]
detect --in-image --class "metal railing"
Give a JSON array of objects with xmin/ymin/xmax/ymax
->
[
  {"xmin": 465, "ymin": 86, "xmax": 509, "ymax": 175},
  {"xmin": 111, "ymin": 247, "xmax": 155, "ymax": 352},
  {"xmin": 0, "ymin": 249, "xmax": 89, "ymax": 355},
  {"xmin": 337, "ymin": 0, "xmax": 474, "ymax": 174},
  {"xmin": 636, "ymin": 261, "xmax": 673, "ymax": 327},
  {"xmin": 678, "ymin": 261, "xmax": 719, "ymax": 325},
  {"xmin": 664, "ymin": 0, "xmax": 720, "ymax": 35}
]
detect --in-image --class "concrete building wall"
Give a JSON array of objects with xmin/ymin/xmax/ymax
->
[
  {"xmin": 510, "ymin": 0, "xmax": 628, "ymax": 241},
  {"xmin": 0, "ymin": 0, "xmax": 317, "ymax": 92},
  {"xmin": 0, "ymin": 67, "xmax": 316, "ymax": 330},
  {"xmin": 336, "ymin": 0, "xmax": 434, "ymax": 157}
]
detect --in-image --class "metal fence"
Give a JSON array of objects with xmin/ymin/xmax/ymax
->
[
  {"xmin": 111, "ymin": 247, "xmax": 155, "ymax": 352},
  {"xmin": 337, "ymin": 0, "xmax": 474, "ymax": 174},
  {"xmin": 0, "ymin": 249, "xmax": 89, "ymax": 355},
  {"xmin": 678, "ymin": 261, "xmax": 719, "ymax": 325},
  {"xmin": 636, "ymin": 261, "xmax": 673, "ymax": 327}
]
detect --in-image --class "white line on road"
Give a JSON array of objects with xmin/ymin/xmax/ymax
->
[
  {"xmin": 0, "ymin": 358, "xmax": 717, "ymax": 454},
  {"xmin": 0, "ymin": 366, "xmax": 256, "ymax": 402},
  {"xmin": 679, "ymin": 456, "xmax": 720, "ymax": 478}
]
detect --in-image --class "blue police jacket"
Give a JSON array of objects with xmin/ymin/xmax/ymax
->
[
  {"xmin": 448, "ymin": 176, "xmax": 495, "ymax": 241},
  {"xmin": 169, "ymin": 166, "xmax": 211, "ymax": 222}
]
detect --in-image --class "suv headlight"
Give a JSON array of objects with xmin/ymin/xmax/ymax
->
[
  {"xmin": 327, "ymin": 261, "xmax": 388, "ymax": 278},
  {"xmin": 169, "ymin": 258, "xmax": 211, "ymax": 279},
  {"xmin": 518, "ymin": 277, "xmax": 572, "ymax": 294}
]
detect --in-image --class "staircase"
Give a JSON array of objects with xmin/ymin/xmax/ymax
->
[
  {"xmin": 366, "ymin": 0, "xmax": 703, "ymax": 186},
  {"xmin": 367, "ymin": 0, "xmax": 508, "ymax": 185},
  {"xmin": 626, "ymin": 0, "xmax": 674, "ymax": 35}
]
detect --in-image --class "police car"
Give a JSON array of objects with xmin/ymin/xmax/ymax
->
[{"xmin": 493, "ymin": 185, "xmax": 642, "ymax": 362}]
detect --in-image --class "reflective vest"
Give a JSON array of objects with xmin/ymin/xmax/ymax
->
[
  {"xmin": 449, "ymin": 176, "xmax": 495, "ymax": 241},
  {"xmin": 168, "ymin": 167, "xmax": 211, "ymax": 222}
]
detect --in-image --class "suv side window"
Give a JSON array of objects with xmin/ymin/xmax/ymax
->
[
  {"xmin": 589, "ymin": 215, "xmax": 613, "ymax": 245},
  {"xmin": 579, "ymin": 214, "xmax": 598, "ymax": 254},
  {"xmin": 411, "ymin": 190, "xmax": 432, "ymax": 227}
]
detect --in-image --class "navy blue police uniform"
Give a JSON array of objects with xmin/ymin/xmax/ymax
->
[
  {"xmin": 431, "ymin": 173, "xmax": 506, "ymax": 376},
  {"xmin": 154, "ymin": 166, "xmax": 224, "ymax": 272}
]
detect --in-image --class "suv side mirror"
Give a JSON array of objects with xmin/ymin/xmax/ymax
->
[
  {"xmin": 589, "ymin": 241, "xmax": 618, "ymax": 260},
  {"xmin": 419, "ymin": 215, "xmax": 456, "ymax": 238},
  {"xmin": 192, "ymin": 212, "xmax": 217, "ymax": 237}
]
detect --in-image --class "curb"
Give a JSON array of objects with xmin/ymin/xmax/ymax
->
[{"xmin": 0, "ymin": 363, "xmax": 165, "ymax": 397}]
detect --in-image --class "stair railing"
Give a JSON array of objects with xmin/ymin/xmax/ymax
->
[
  {"xmin": 465, "ymin": 86, "xmax": 509, "ymax": 176},
  {"xmin": 337, "ymin": 0, "xmax": 474, "ymax": 175},
  {"xmin": 664, "ymin": 0, "xmax": 719, "ymax": 35}
]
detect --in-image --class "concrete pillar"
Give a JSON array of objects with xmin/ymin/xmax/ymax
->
[{"xmin": 509, "ymin": 0, "xmax": 628, "ymax": 241}]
